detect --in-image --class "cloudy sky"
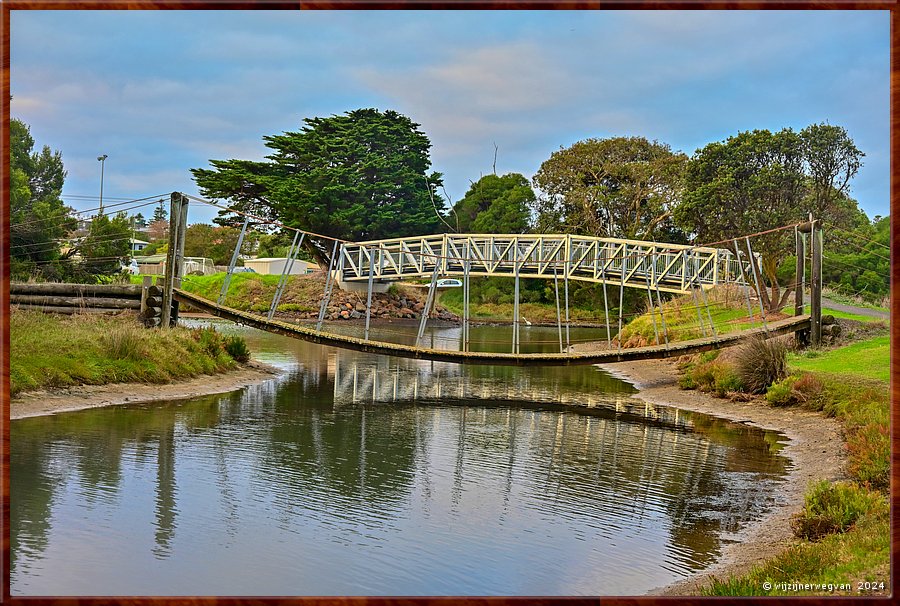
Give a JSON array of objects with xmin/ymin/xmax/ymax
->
[{"xmin": 10, "ymin": 10, "xmax": 889, "ymax": 226}]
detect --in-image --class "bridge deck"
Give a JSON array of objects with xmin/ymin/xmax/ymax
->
[{"xmin": 175, "ymin": 289, "xmax": 810, "ymax": 367}]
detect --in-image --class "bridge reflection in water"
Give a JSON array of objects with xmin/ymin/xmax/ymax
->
[{"xmin": 12, "ymin": 324, "xmax": 792, "ymax": 595}]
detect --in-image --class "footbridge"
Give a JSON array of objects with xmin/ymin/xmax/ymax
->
[
  {"xmin": 157, "ymin": 193, "xmax": 822, "ymax": 364},
  {"xmin": 174, "ymin": 289, "xmax": 809, "ymax": 367},
  {"xmin": 337, "ymin": 233, "xmax": 757, "ymax": 294}
]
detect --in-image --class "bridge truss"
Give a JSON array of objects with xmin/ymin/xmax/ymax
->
[{"xmin": 338, "ymin": 234, "xmax": 761, "ymax": 294}]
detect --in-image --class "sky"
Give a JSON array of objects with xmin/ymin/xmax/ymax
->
[{"xmin": 10, "ymin": 10, "xmax": 890, "ymax": 226}]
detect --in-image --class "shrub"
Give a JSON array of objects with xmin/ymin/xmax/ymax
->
[
  {"xmin": 224, "ymin": 335, "xmax": 251, "ymax": 362},
  {"xmin": 791, "ymin": 480, "xmax": 887, "ymax": 541},
  {"xmin": 713, "ymin": 367, "xmax": 744, "ymax": 397},
  {"xmin": 678, "ymin": 373, "xmax": 697, "ymax": 389},
  {"xmin": 192, "ymin": 326, "xmax": 225, "ymax": 357},
  {"xmin": 766, "ymin": 376, "xmax": 798, "ymax": 406},
  {"xmin": 791, "ymin": 373, "xmax": 824, "ymax": 403},
  {"xmin": 684, "ymin": 359, "xmax": 743, "ymax": 396},
  {"xmin": 734, "ymin": 336, "xmax": 787, "ymax": 394},
  {"xmin": 103, "ymin": 325, "xmax": 145, "ymax": 360}
]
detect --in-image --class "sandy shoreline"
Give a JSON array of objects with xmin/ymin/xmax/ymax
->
[
  {"xmin": 9, "ymin": 347, "xmax": 845, "ymax": 596},
  {"xmin": 10, "ymin": 360, "xmax": 283, "ymax": 420},
  {"xmin": 599, "ymin": 358, "xmax": 846, "ymax": 595}
]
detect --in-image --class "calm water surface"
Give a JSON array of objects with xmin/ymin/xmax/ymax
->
[{"xmin": 11, "ymin": 321, "xmax": 790, "ymax": 596}]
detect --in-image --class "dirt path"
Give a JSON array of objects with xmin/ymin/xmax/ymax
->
[
  {"xmin": 597, "ymin": 358, "xmax": 846, "ymax": 595},
  {"xmin": 10, "ymin": 361, "xmax": 282, "ymax": 420}
]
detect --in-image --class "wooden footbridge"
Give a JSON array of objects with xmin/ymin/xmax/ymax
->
[
  {"xmin": 174, "ymin": 289, "xmax": 810, "ymax": 367},
  {"xmin": 157, "ymin": 193, "xmax": 822, "ymax": 365}
]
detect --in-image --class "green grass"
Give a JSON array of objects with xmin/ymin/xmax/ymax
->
[
  {"xmin": 10, "ymin": 309, "xmax": 244, "ymax": 396},
  {"xmin": 134, "ymin": 272, "xmax": 325, "ymax": 313},
  {"xmin": 789, "ymin": 335, "xmax": 889, "ymax": 383},
  {"xmin": 703, "ymin": 508, "xmax": 889, "ymax": 596},
  {"xmin": 802, "ymin": 304, "xmax": 885, "ymax": 324},
  {"xmin": 702, "ymin": 334, "xmax": 890, "ymax": 596},
  {"xmin": 617, "ymin": 285, "xmax": 767, "ymax": 346}
]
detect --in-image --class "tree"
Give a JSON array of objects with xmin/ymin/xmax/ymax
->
[
  {"xmin": 147, "ymin": 219, "xmax": 168, "ymax": 242},
  {"xmin": 532, "ymin": 136, "xmax": 688, "ymax": 241},
  {"xmin": 451, "ymin": 173, "xmax": 534, "ymax": 233},
  {"xmin": 800, "ymin": 123, "xmax": 864, "ymax": 222},
  {"xmin": 79, "ymin": 212, "xmax": 132, "ymax": 276},
  {"xmin": 192, "ymin": 108, "xmax": 445, "ymax": 265},
  {"xmin": 10, "ymin": 118, "xmax": 75, "ymax": 264},
  {"xmin": 183, "ymin": 223, "xmax": 245, "ymax": 266},
  {"xmin": 152, "ymin": 199, "xmax": 167, "ymax": 223},
  {"xmin": 676, "ymin": 127, "xmax": 856, "ymax": 311}
]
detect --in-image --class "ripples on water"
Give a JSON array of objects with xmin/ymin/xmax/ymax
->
[{"xmin": 11, "ymin": 321, "xmax": 789, "ymax": 596}]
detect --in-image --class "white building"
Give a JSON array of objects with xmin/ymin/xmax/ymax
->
[{"xmin": 242, "ymin": 257, "xmax": 318, "ymax": 275}]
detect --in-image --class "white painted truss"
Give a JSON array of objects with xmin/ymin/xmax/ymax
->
[{"xmin": 338, "ymin": 233, "xmax": 760, "ymax": 294}]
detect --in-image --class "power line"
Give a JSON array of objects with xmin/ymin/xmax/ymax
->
[
  {"xmin": 11, "ymin": 195, "xmax": 165, "ymax": 230},
  {"xmin": 822, "ymin": 221, "xmax": 890, "ymax": 251}
]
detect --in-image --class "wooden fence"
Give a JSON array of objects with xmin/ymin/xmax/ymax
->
[{"xmin": 10, "ymin": 281, "xmax": 165, "ymax": 325}]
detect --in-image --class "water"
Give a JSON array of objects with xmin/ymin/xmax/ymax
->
[{"xmin": 11, "ymin": 321, "xmax": 790, "ymax": 596}]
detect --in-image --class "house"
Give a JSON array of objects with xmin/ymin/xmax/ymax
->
[
  {"xmin": 133, "ymin": 254, "xmax": 216, "ymax": 276},
  {"xmin": 242, "ymin": 257, "xmax": 319, "ymax": 275},
  {"xmin": 130, "ymin": 238, "xmax": 149, "ymax": 253}
]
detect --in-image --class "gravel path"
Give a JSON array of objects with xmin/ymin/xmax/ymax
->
[{"xmin": 821, "ymin": 297, "xmax": 889, "ymax": 321}]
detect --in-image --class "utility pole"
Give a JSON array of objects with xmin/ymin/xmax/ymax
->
[{"xmin": 97, "ymin": 154, "xmax": 108, "ymax": 214}]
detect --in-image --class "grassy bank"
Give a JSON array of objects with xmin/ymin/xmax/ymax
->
[
  {"xmin": 10, "ymin": 309, "xmax": 249, "ymax": 396},
  {"xmin": 688, "ymin": 334, "xmax": 891, "ymax": 596}
]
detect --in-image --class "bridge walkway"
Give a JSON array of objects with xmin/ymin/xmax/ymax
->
[{"xmin": 174, "ymin": 289, "xmax": 811, "ymax": 367}]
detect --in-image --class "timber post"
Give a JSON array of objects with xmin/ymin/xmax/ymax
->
[
  {"xmin": 160, "ymin": 193, "xmax": 179, "ymax": 328},
  {"xmin": 160, "ymin": 192, "xmax": 188, "ymax": 328},
  {"xmin": 810, "ymin": 219, "xmax": 823, "ymax": 347},
  {"xmin": 172, "ymin": 193, "xmax": 189, "ymax": 325},
  {"xmin": 794, "ymin": 225, "xmax": 809, "ymax": 346},
  {"xmin": 797, "ymin": 218, "xmax": 822, "ymax": 346}
]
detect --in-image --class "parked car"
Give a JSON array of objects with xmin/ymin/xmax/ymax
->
[
  {"xmin": 232, "ymin": 267, "xmax": 257, "ymax": 273},
  {"xmin": 427, "ymin": 278, "xmax": 462, "ymax": 288}
]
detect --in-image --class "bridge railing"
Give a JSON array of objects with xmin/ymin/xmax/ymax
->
[{"xmin": 338, "ymin": 234, "xmax": 758, "ymax": 294}]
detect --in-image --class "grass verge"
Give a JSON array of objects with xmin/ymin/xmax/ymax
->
[
  {"xmin": 695, "ymin": 333, "xmax": 890, "ymax": 596},
  {"xmin": 10, "ymin": 308, "xmax": 247, "ymax": 396}
]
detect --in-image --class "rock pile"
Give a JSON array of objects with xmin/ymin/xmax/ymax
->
[{"xmin": 281, "ymin": 289, "xmax": 459, "ymax": 323}]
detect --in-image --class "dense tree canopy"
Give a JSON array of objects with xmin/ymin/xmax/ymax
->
[
  {"xmin": 192, "ymin": 108, "xmax": 445, "ymax": 264},
  {"xmin": 531, "ymin": 136, "xmax": 688, "ymax": 241},
  {"xmin": 79, "ymin": 212, "xmax": 132, "ymax": 276},
  {"xmin": 675, "ymin": 126, "xmax": 867, "ymax": 310},
  {"xmin": 450, "ymin": 173, "xmax": 534, "ymax": 233},
  {"xmin": 10, "ymin": 118, "xmax": 74, "ymax": 264},
  {"xmin": 183, "ymin": 224, "xmax": 246, "ymax": 266},
  {"xmin": 801, "ymin": 123, "xmax": 864, "ymax": 222}
]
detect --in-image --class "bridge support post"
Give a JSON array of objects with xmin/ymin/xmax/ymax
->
[
  {"xmin": 268, "ymin": 231, "xmax": 304, "ymax": 322},
  {"xmin": 810, "ymin": 220, "xmax": 823, "ymax": 347},
  {"xmin": 160, "ymin": 192, "xmax": 187, "ymax": 328},
  {"xmin": 553, "ymin": 265, "xmax": 563, "ymax": 353},
  {"xmin": 364, "ymin": 246, "xmax": 376, "ymax": 341},
  {"xmin": 172, "ymin": 194, "xmax": 188, "ymax": 325},
  {"xmin": 316, "ymin": 240, "xmax": 340, "ymax": 331},
  {"xmin": 513, "ymin": 254, "xmax": 520, "ymax": 354},
  {"xmin": 218, "ymin": 215, "xmax": 250, "ymax": 306},
  {"xmin": 794, "ymin": 226, "xmax": 810, "ymax": 347},
  {"xmin": 463, "ymin": 241, "xmax": 470, "ymax": 352}
]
